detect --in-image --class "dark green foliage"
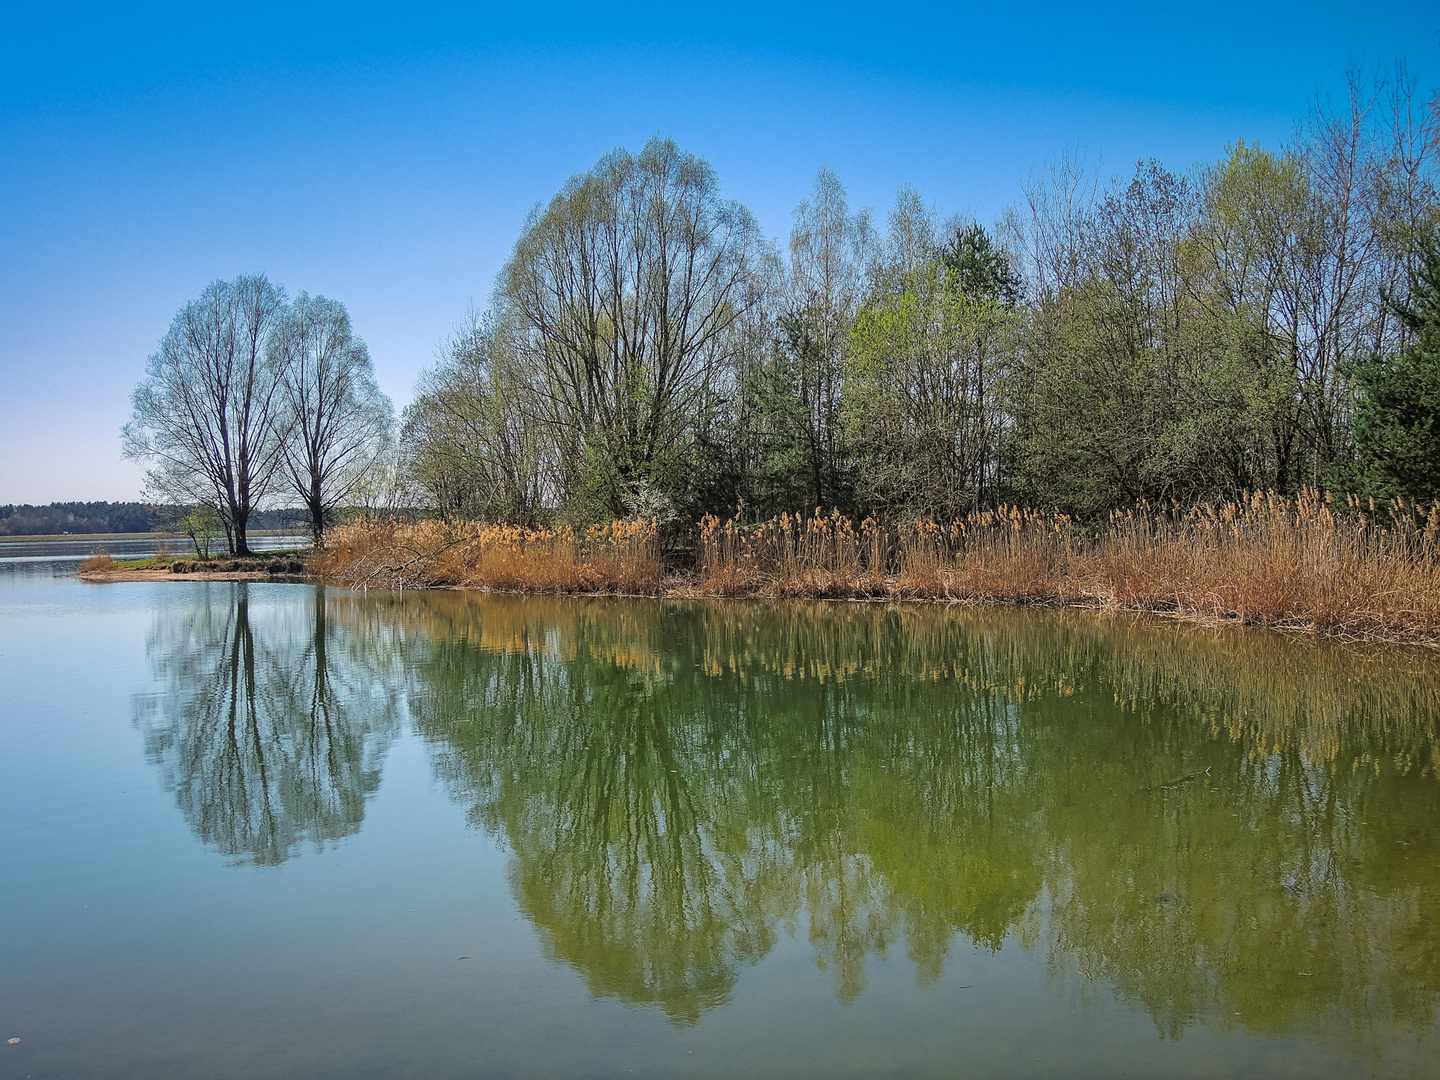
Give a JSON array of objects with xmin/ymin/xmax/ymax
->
[
  {"xmin": 1333, "ymin": 237, "xmax": 1440, "ymax": 502},
  {"xmin": 738, "ymin": 312, "xmax": 855, "ymax": 518},
  {"xmin": 0, "ymin": 501, "xmax": 153, "ymax": 535},
  {"xmin": 940, "ymin": 223, "xmax": 1021, "ymax": 306},
  {"xmin": 684, "ymin": 312, "xmax": 860, "ymax": 526},
  {"xmin": 845, "ymin": 229, "xmax": 1014, "ymax": 520}
]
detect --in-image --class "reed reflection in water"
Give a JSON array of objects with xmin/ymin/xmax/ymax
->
[
  {"xmin": 359, "ymin": 591, "xmax": 1440, "ymax": 1049},
  {"xmin": 132, "ymin": 583, "xmax": 1440, "ymax": 1059}
]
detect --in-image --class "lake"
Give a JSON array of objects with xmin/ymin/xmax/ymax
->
[
  {"xmin": 0, "ymin": 534, "xmax": 308, "ymax": 585},
  {"xmin": 2, "ymin": 548, "xmax": 1438, "ymax": 1078}
]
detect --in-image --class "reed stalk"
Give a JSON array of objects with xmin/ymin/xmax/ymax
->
[{"xmin": 78, "ymin": 547, "xmax": 116, "ymax": 572}]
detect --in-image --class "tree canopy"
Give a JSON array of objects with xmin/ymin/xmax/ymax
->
[
  {"xmin": 1334, "ymin": 236, "xmax": 1440, "ymax": 501},
  {"xmin": 124, "ymin": 277, "xmax": 393, "ymax": 553},
  {"xmin": 401, "ymin": 69, "xmax": 1439, "ymax": 527},
  {"xmin": 124, "ymin": 69, "xmax": 1439, "ymax": 539}
]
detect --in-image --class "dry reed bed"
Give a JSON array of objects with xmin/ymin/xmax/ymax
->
[
  {"xmin": 312, "ymin": 492, "xmax": 1440, "ymax": 644},
  {"xmin": 311, "ymin": 518, "xmax": 663, "ymax": 595},
  {"xmin": 698, "ymin": 492, "xmax": 1440, "ymax": 643}
]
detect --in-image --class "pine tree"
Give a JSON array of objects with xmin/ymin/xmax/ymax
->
[{"xmin": 1337, "ymin": 237, "xmax": 1440, "ymax": 501}]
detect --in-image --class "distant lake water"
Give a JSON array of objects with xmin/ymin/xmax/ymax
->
[
  {"xmin": 2, "ymin": 545, "xmax": 1438, "ymax": 1078},
  {"xmin": 0, "ymin": 534, "xmax": 310, "ymax": 582}
]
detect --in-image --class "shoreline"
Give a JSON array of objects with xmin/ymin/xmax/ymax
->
[
  {"xmin": 77, "ymin": 568, "xmax": 307, "ymax": 583},
  {"xmin": 76, "ymin": 549, "xmax": 308, "ymax": 584},
  {"xmin": 76, "ymin": 565, "xmax": 1440, "ymax": 649}
]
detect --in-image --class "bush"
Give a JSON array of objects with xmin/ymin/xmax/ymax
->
[{"xmin": 78, "ymin": 547, "xmax": 115, "ymax": 573}]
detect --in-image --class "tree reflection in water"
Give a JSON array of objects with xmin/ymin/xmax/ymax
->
[
  {"xmin": 135, "ymin": 584, "xmax": 401, "ymax": 866},
  {"xmin": 371, "ymin": 593, "xmax": 1440, "ymax": 1048}
]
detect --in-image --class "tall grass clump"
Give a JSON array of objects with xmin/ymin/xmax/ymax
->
[
  {"xmin": 698, "ymin": 506, "xmax": 1079, "ymax": 602},
  {"xmin": 696, "ymin": 509, "xmax": 885, "ymax": 597},
  {"xmin": 1092, "ymin": 490, "xmax": 1440, "ymax": 641},
  {"xmin": 893, "ymin": 507, "xmax": 1079, "ymax": 602},
  {"xmin": 312, "ymin": 517, "xmax": 662, "ymax": 594},
  {"xmin": 78, "ymin": 547, "xmax": 116, "ymax": 573}
]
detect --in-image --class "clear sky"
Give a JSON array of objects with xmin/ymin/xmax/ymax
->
[{"xmin": 2, "ymin": 1, "xmax": 1437, "ymax": 504}]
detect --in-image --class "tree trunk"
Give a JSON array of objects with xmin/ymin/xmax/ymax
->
[{"xmin": 233, "ymin": 508, "xmax": 252, "ymax": 556}]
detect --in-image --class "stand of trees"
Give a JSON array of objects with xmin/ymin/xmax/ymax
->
[
  {"xmin": 404, "ymin": 70, "xmax": 1440, "ymax": 527},
  {"xmin": 116, "ymin": 69, "xmax": 1436, "ymax": 541},
  {"xmin": 0, "ymin": 503, "xmax": 319, "ymax": 538},
  {"xmin": 124, "ymin": 275, "xmax": 394, "ymax": 553}
]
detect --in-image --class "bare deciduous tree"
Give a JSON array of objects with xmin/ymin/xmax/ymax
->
[
  {"xmin": 782, "ymin": 167, "xmax": 876, "ymax": 510},
  {"xmin": 123, "ymin": 274, "xmax": 289, "ymax": 555},
  {"xmin": 269, "ymin": 293, "xmax": 394, "ymax": 540},
  {"xmin": 502, "ymin": 136, "xmax": 773, "ymax": 517},
  {"xmin": 402, "ymin": 309, "xmax": 551, "ymax": 524}
]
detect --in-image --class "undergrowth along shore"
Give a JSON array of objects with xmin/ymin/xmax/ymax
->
[
  {"xmin": 78, "ymin": 549, "xmax": 306, "ymax": 575},
  {"xmin": 309, "ymin": 491, "xmax": 1440, "ymax": 646}
]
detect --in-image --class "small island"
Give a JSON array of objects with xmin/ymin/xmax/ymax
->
[{"xmin": 76, "ymin": 549, "xmax": 308, "ymax": 583}]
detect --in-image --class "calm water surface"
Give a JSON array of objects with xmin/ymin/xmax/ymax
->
[
  {"xmin": 2, "ymin": 549, "xmax": 1438, "ymax": 1078},
  {"xmin": 0, "ymin": 535, "xmax": 308, "ymax": 582}
]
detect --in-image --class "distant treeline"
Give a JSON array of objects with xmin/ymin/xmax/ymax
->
[
  {"xmin": 0, "ymin": 502, "xmax": 152, "ymax": 536},
  {"xmin": 0, "ymin": 502, "xmax": 306, "ymax": 536}
]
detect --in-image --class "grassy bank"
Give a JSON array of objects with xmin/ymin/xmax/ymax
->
[
  {"xmin": 79, "ymin": 548, "xmax": 308, "ymax": 575},
  {"xmin": 311, "ymin": 492, "xmax": 1440, "ymax": 645}
]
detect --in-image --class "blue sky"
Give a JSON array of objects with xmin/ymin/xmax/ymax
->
[{"xmin": 2, "ymin": 2, "xmax": 1437, "ymax": 503}]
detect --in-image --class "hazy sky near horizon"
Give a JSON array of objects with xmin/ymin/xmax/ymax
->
[{"xmin": 2, "ymin": 2, "xmax": 1437, "ymax": 504}]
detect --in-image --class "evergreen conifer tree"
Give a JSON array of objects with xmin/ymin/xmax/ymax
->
[{"xmin": 1337, "ymin": 237, "xmax": 1440, "ymax": 501}]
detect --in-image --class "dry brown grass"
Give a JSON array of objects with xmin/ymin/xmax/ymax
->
[
  {"xmin": 698, "ymin": 505, "xmax": 1081, "ymax": 603},
  {"xmin": 311, "ymin": 517, "xmax": 663, "ymax": 594},
  {"xmin": 311, "ymin": 492, "xmax": 1440, "ymax": 645},
  {"xmin": 697, "ymin": 492, "xmax": 1440, "ymax": 645},
  {"xmin": 695, "ymin": 509, "xmax": 889, "ymax": 597},
  {"xmin": 78, "ymin": 547, "xmax": 116, "ymax": 573}
]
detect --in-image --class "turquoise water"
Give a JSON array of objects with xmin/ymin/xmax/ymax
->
[{"xmin": 2, "ymin": 565, "xmax": 1438, "ymax": 1078}]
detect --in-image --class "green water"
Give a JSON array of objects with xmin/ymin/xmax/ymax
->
[{"xmin": 3, "ymin": 569, "xmax": 1438, "ymax": 1077}]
